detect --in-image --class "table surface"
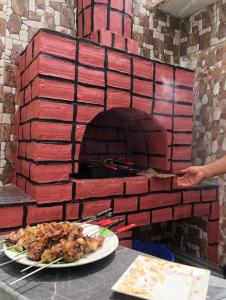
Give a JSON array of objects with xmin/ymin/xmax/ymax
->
[{"xmin": 0, "ymin": 246, "xmax": 226, "ymax": 300}]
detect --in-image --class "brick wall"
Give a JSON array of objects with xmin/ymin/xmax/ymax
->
[{"xmin": 0, "ymin": 0, "xmax": 76, "ymax": 186}]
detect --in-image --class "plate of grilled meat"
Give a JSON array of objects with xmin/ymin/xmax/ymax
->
[{"xmin": 3, "ymin": 222, "xmax": 119, "ymax": 268}]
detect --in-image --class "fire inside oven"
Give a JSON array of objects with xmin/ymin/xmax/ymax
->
[{"xmin": 73, "ymin": 108, "xmax": 168, "ymax": 179}]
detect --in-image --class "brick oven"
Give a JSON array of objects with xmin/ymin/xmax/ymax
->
[{"xmin": 8, "ymin": 0, "xmax": 219, "ymax": 263}]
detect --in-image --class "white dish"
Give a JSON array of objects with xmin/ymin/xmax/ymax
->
[
  {"xmin": 3, "ymin": 224, "xmax": 119, "ymax": 268},
  {"xmin": 112, "ymin": 255, "xmax": 210, "ymax": 300}
]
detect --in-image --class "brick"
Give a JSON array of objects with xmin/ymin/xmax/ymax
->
[
  {"xmin": 174, "ymin": 118, "xmax": 193, "ymax": 132},
  {"xmin": 39, "ymin": 55, "xmax": 75, "ymax": 80},
  {"xmin": 175, "ymin": 88, "xmax": 193, "ymax": 103},
  {"xmin": 85, "ymin": 140, "xmax": 107, "ymax": 153},
  {"xmin": 76, "ymin": 105, "xmax": 103, "ymax": 123},
  {"xmin": 31, "ymin": 122, "xmax": 72, "ymax": 141},
  {"xmin": 20, "ymin": 159, "xmax": 30, "ymax": 178},
  {"xmin": 75, "ymin": 124, "xmax": 86, "ymax": 142},
  {"xmin": 32, "ymin": 77, "xmax": 74, "ymax": 101},
  {"xmin": 127, "ymin": 39, "xmax": 138, "ymax": 55},
  {"xmin": 108, "ymin": 142, "xmax": 126, "ymax": 153},
  {"xmin": 66, "ymin": 203, "xmax": 80, "ymax": 220},
  {"xmin": 124, "ymin": 16, "xmax": 132, "ymax": 38},
  {"xmin": 17, "ymin": 174, "xmax": 26, "ymax": 191},
  {"xmin": 111, "ymin": 0, "xmax": 123, "ymax": 10},
  {"xmin": 152, "ymin": 207, "xmax": 172, "ymax": 223},
  {"xmin": 26, "ymin": 182, "xmax": 72, "ymax": 203},
  {"xmin": 114, "ymin": 34, "xmax": 125, "ymax": 51},
  {"xmin": 107, "ymin": 89, "xmax": 130, "ymax": 108},
  {"xmin": 125, "ymin": 0, "xmax": 133, "ymax": 14},
  {"xmin": 172, "ymin": 147, "xmax": 192, "ymax": 160},
  {"xmin": 208, "ymin": 221, "xmax": 219, "ymax": 244},
  {"xmin": 128, "ymin": 211, "xmax": 150, "ymax": 226},
  {"xmin": 155, "ymin": 100, "xmax": 173, "ymax": 115},
  {"xmin": 149, "ymin": 177, "xmax": 171, "ymax": 191},
  {"xmin": 183, "ymin": 191, "xmax": 201, "ymax": 203},
  {"xmin": 207, "ymin": 245, "xmax": 219, "ymax": 264},
  {"xmin": 99, "ymin": 29, "xmax": 112, "ymax": 47},
  {"xmin": 108, "ymin": 51, "xmax": 130, "ymax": 74},
  {"xmin": 132, "ymin": 96, "xmax": 152, "ymax": 114},
  {"xmin": 173, "ymin": 205, "xmax": 192, "ymax": 220},
  {"xmin": 93, "ymin": 6, "xmax": 107, "ymax": 32},
  {"xmin": 174, "ymin": 103, "xmax": 193, "ymax": 116},
  {"xmin": 82, "ymin": 199, "xmax": 111, "ymax": 217},
  {"xmin": 108, "ymin": 71, "xmax": 130, "ymax": 89},
  {"xmin": 133, "ymin": 58, "xmax": 153, "ymax": 79},
  {"xmin": 26, "ymin": 143, "xmax": 71, "ymax": 161},
  {"xmin": 172, "ymin": 162, "xmax": 191, "ymax": 173},
  {"xmin": 77, "ymin": 85, "xmax": 105, "ymax": 105},
  {"xmin": 114, "ymin": 197, "xmax": 138, "ymax": 213},
  {"xmin": 202, "ymin": 189, "xmax": 217, "ymax": 202},
  {"xmin": 155, "ymin": 63, "xmax": 174, "ymax": 83},
  {"xmin": 26, "ymin": 42, "xmax": 33, "ymax": 67},
  {"xmin": 34, "ymin": 31, "xmax": 76, "ymax": 60},
  {"xmin": 175, "ymin": 69, "xmax": 194, "ymax": 87},
  {"xmin": 193, "ymin": 203, "xmax": 210, "ymax": 217},
  {"xmin": 78, "ymin": 66, "xmax": 105, "ymax": 86},
  {"xmin": 209, "ymin": 203, "xmax": 220, "ymax": 220},
  {"xmin": 79, "ymin": 42, "xmax": 105, "ymax": 68},
  {"xmin": 27, "ymin": 100, "xmax": 73, "ymax": 122},
  {"xmin": 0, "ymin": 207, "xmax": 23, "ymax": 228},
  {"xmin": 133, "ymin": 79, "xmax": 153, "ymax": 97},
  {"xmin": 83, "ymin": 6, "xmax": 91, "ymax": 35},
  {"xmin": 22, "ymin": 123, "xmax": 30, "ymax": 140},
  {"xmin": 125, "ymin": 176, "xmax": 149, "ymax": 195},
  {"xmin": 75, "ymin": 178, "xmax": 124, "ymax": 199},
  {"xmin": 173, "ymin": 133, "xmax": 192, "ymax": 145},
  {"xmin": 26, "ymin": 205, "xmax": 63, "ymax": 224},
  {"xmin": 110, "ymin": 11, "xmax": 122, "ymax": 36},
  {"xmin": 30, "ymin": 164, "xmax": 71, "ymax": 183},
  {"xmin": 155, "ymin": 84, "xmax": 173, "ymax": 100},
  {"xmin": 18, "ymin": 142, "xmax": 26, "ymax": 157},
  {"xmin": 19, "ymin": 51, "xmax": 26, "ymax": 73},
  {"xmin": 155, "ymin": 115, "xmax": 172, "ymax": 130},
  {"xmin": 24, "ymin": 85, "xmax": 32, "ymax": 103},
  {"xmin": 140, "ymin": 192, "xmax": 181, "ymax": 210}
]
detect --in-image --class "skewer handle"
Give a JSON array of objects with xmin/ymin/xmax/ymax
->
[
  {"xmin": 116, "ymin": 224, "xmax": 136, "ymax": 233},
  {"xmin": 10, "ymin": 257, "xmax": 62, "ymax": 285}
]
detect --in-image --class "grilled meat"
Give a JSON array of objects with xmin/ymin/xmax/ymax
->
[{"xmin": 5, "ymin": 222, "xmax": 105, "ymax": 264}]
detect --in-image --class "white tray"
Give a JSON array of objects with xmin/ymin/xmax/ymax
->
[{"xmin": 112, "ymin": 255, "xmax": 210, "ymax": 300}]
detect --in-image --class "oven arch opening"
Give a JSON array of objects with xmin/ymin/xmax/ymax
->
[{"xmin": 76, "ymin": 107, "xmax": 169, "ymax": 179}]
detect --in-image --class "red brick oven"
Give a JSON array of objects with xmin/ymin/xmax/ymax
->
[{"xmin": 9, "ymin": 0, "xmax": 219, "ymax": 262}]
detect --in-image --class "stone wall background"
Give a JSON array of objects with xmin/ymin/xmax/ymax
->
[{"xmin": 179, "ymin": 0, "xmax": 226, "ymax": 264}]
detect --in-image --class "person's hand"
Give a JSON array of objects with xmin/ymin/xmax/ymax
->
[{"xmin": 176, "ymin": 166, "xmax": 207, "ymax": 187}]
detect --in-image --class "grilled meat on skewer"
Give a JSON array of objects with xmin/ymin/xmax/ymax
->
[{"xmin": 41, "ymin": 236, "xmax": 104, "ymax": 263}]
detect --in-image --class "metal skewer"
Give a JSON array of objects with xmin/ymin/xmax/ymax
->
[
  {"xmin": 0, "ymin": 253, "xmax": 27, "ymax": 267},
  {"xmin": 10, "ymin": 257, "xmax": 63, "ymax": 285}
]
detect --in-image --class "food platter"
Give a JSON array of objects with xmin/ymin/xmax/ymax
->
[{"xmin": 3, "ymin": 224, "xmax": 119, "ymax": 268}]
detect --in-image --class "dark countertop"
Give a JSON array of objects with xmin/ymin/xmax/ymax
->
[
  {"xmin": 0, "ymin": 184, "xmax": 35, "ymax": 206},
  {"xmin": 0, "ymin": 246, "xmax": 225, "ymax": 300}
]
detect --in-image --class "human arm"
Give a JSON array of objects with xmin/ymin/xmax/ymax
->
[{"xmin": 176, "ymin": 155, "xmax": 226, "ymax": 187}]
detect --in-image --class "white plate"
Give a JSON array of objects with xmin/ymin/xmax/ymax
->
[
  {"xmin": 112, "ymin": 255, "xmax": 210, "ymax": 300},
  {"xmin": 3, "ymin": 224, "xmax": 119, "ymax": 268}
]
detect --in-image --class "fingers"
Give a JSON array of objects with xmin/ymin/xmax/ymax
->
[
  {"xmin": 179, "ymin": 168, "xmax": 190, "ymax": 174},
  {"xmin": 176, "ymin": 174, "xmax": 195, "ymax": 187}
]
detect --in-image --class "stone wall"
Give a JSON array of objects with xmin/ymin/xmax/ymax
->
[
  {"xmin": 133, "ymin": 1, "xmax": 180, "ymax": 64},
  {"xmin": 180, "ymin": 0, "xmax": 226, "ymax": 264},
  {"xmin": 0, "ymin": 0, "xmax": 76, "ymax": 186}
]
